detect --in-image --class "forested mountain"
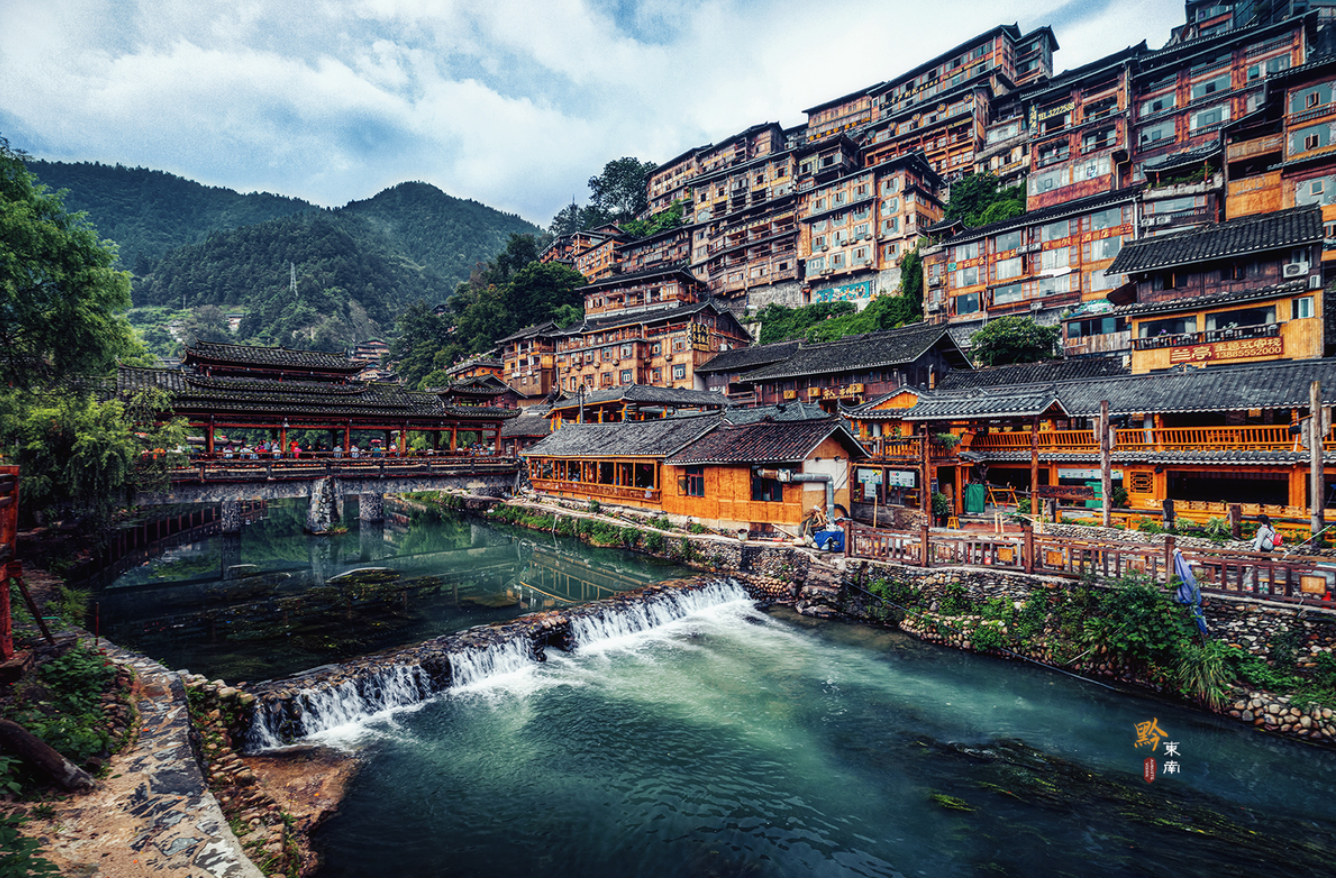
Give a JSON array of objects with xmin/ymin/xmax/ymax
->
[
  {"xmin": 341, "ymin": 181, "xmax": 540, "ymax": 288},
  {"xmin": 133, "ymin": 212, "xmax": 455, "ymax": 351},
  {"xmin": 25, "ymin": 158, "xmax": 546, "ymax": 355},
  {"xmin": 24, "ymin": 160, "xmax": 315, "ymax": 273}
]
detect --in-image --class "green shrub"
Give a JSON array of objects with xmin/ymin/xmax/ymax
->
[
  {"xmin": 1175, "ymin": 639, "xmax": 1231, "ymax": 709},
  {"xmin": 939, "ymin": 582, "xmax": 972, "ymax": 616},
  {"xmin": 688, "ymin": 523, "xmax": 707, "ymax": 534},
  {"xmin": 0, "ymin": 815, "xmax": 59, "ymax": 876},
  {"xmin": 644, "ymin": 531, "xmax": 666, "ymax": 553},
  {"xmin": 587, "ymin": 500, "xmax": 601, "ymax": 515},
  {"xmin": 620, "ymin": 526, "xmax": 640, "ymax": 547},
  {"xmin": 972, "ymin": 622, "xmax": 1006, "ymax": 652}
]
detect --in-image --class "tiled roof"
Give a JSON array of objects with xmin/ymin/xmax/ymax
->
[
  {"xmin": 549, "ymin": 385, "xmax": 729, "ymax": 413},
  {"xmin": 555, "ymin": 299, "xmax": 743, "ymax": 338},
  {"xmin": 667, "ymin": 417, "xmax": 867, "ymax": 465},
  {"xmin": 937, "ymin": 357, "xmax": 1128, "ymax": 391},
  {"xmin": 496, "ymin": 321, "xmax": 557, "ymax": 344},
  {"xmin": 183, "ymin": 342, "xmax": 364, "ymax": 373},
  {"xmin": 446, "ymin": 354, "xmax": 502, "ymax": 375},
  {"xmin": 1107, "ymin": 205, "xmax": 1323, "ymax": 274},
  {"xmin": 891, "ymin": 358, "xmax": 1336, "ymax": 422},
  {"xmin": 740, "ymin": 323, "xmax": 971, "ymax": 382},
  {"xmin": 695, "ymin": 340, "xmax": 802, "ymax": 375},
  {"xmin": 115, "ymin": 366, "xmax": 519, "ymax": 422},
  {"xmin": 500, "ymin": 411, "xmax": 552, "ymax": 439},
  {"xmin": 522, "ymin": 416, "xmax": 719, "ymax": 458},
  {"xmin": 1113, "ymin": 280, "xmax": 1308, "ymax": 317},
  {"xmin": 904, "ymin": 391, "xmax": 1067, "ymax": 422},
  {"xmin": 723, "ymin": 402, "xmax": 831, "ymax": 424},
  {"xmin": 576, "ymin": 266, "xmax": 699, "ymax": 293},
  {"xmin": 1141, "ymin": 143, "xmax": 1221, "ymax": 173},
  {"xmin": 938, "ymin": 188, "xmax": 1138, "ymax": 247}
]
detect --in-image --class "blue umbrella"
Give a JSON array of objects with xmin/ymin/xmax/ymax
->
[{"xmin": 1173, "ymin": 548, "xmax": 1209, "ymax": 636}]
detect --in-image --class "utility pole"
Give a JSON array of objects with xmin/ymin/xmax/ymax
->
[{"xmin": 1100, "ymin": 400, "xmax": 1112, "ymax": 529}]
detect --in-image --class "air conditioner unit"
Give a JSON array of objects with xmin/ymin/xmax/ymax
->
[
  {"xmin": 1284, "ymin": 262, "xmax": 1307, "ymax": 278},
  {"xmin": 1311, "ymin": 273, "xmax": 1323, "ymax": 290},
  {"xmin": 1155, "ymin": 216, "xmax": 1172, "ymax": 225}
]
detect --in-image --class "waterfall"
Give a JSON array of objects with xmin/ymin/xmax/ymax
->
[
  {"xmin": 450, "ymin": 638, "xmax": 534, "ymax": 688},
  {"xmin": 571, "ymin": 579, "xmax": 750, "ymax": 647},
  {"xmin": 246, "ymin": 578, "xmax": 752, "ymax": 749}
]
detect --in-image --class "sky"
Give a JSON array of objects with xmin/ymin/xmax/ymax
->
[{"xmin": 0, "ymin": 0, "xmax": 1188, "ymax": 228}]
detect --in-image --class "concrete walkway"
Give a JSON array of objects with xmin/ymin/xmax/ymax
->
[{"xmin": 27, "ymin": 643, "xmax": 264, "ymax": 878}]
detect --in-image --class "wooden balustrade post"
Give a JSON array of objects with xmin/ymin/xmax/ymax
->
[
  {"xmin": 1022, "ymin": 521, "xmax": 1034, "ymax": 574},
  {"xmin": 1228, "ymin": 503, "xmax": 1242, "ymax": 539},
  {"xmin": 1165, "ymin": 536, "xmax": 1176, "ymax": 586},
  {"xmin": 1100, "ymin": 400, "xmax": 1112, "ymax": 529},
  {"xmin": 1311, "ymin": 380, "xmax": 1324, "ymax": 539},
  {"xmin": 920, "ymin": 523, "xmax": 931, "ymax": 568}
]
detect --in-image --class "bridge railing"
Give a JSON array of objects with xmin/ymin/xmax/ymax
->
[{"xmin": 170, "ymin": 456, "xmax": 521, "ymax": 484}]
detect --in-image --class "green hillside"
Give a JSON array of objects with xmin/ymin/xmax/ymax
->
[
  {"xmin": 24, "ymin": 159, "xmax": 314, "ymax": 273},
  {"xmin": 132, "ymin": 212, "xmax": 455, "ymax": 351},
  {"xmin": 341, "ymin": 181, "xmax": 541, "ymax": 288}
]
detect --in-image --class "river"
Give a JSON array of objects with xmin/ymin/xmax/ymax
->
[{"xmin": 102, "ymin": 501, "xmax": 1336, "ymax": 876}]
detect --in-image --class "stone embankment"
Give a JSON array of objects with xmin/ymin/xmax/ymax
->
[{"xmin": 807, "ymin": 558, "xmax": 1336, "ymax": 747}]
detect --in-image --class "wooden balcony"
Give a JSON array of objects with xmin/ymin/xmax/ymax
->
[
  {"xmin": 1062, "ymin": 331, "xmax": 1131, "ymax": 357},
  {"xmin": 967, "ymin": 424, "xmax": 1315, "ymax": 455}
]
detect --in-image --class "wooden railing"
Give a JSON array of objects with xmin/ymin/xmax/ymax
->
[
  {"xmin": 846, "ymin": 522, "xmax": 1334, "ymax": 604},
  {"xmin": 170, "ymin": 457, "xmax": 521, "ymax": 484},
  {"xmin": 965, "ymin": 425, "xmax": 1306, "ymax": 454},
  {"xmin": 530, "ymin": 479, "xmax": 660, "ymax": 503}
]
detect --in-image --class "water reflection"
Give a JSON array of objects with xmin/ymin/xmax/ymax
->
[{"xmin": 96, "ymin": 498, "xmax": 689, "ymax": 682}]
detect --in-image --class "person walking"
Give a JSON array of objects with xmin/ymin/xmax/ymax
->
[{"xmin": 1252, "ymin": 514, "xmax": 1278, "ymax": 553}]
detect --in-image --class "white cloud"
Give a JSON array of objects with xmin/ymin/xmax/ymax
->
[{"xmin": 1, "ymin": 0, "xmax": 1197, "ymax": 226}]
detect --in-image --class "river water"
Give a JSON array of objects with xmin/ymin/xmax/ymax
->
[
  {"xmin": 312, "ymin": 595, "xmax": 1336, "ymax": 878},
  {"xmin": 97, "ymin": 499, "xmax": 691, "ymax": 682},
  {"xmin": 100, "ymin": 502, "xmax": 1336, "ymax": 876}
]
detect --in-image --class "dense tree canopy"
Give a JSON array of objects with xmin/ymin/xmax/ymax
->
[
  {"xmin": 943, "ymin": 173, "xmax": 1025, "ymax": 229},
  {"xmin": 0, "ymin": 138, "xmax": 139, "ymax": 390},
  {"xmin": 586, "ymin": 157, "xmax": 655, "ymax": 222},
  {"xmin": 969, "ymin": 316, "xmax": 1061, "ymax": 367}
]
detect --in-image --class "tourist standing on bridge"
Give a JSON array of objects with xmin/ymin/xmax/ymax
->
[{"xmin": 1253, "ymin": 514, "xmax": 1278, "ymax": 553}]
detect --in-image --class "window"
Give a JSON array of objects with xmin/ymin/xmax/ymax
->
[
  {"xmin": 652, "ymin": 368, "xmax": 662, "ymax": 382},
  {"xmin": 1295, "ymin": 296, "xmax": 1315, "ymax": 319},
  {"xmin": 853, "ymin": 246, "xmax": 871, "ymax": 265},
  {"xmin": 954, "ymin": 266, "xmax": 979, "ymax": 287},
  {"xmin": 1190, "ymin": 74, "xmax": 1231, "ymax": 101},
  {"xmin": 954, "ymin": 241, "xmax": 980, "ymax": 261},
  {"xmin": 854, "ymin": 223, "xmax": 870, "ymax": 238},
  {"xmin": 813, "ymin": 234, "xmax": 826, "ymax": 250},
  {"xmin": 831, "ymin": 252, "xmax": 846, "ymax": 269},
  {"xmin": 1249, "ymin": 55, "xmax": 1291, "ymax": 80},
  {"xmin": 881, "ymin": 197, "xmax": 900, "ymax": 213},
  {"xmin": 1090, "ymin": 268, "xmax": 1124, "ymax": 292},
  {"xmin": 1090, "ymin": 206, "xmax": 1122, "ymax": 231},
  {"xmin": 620, "ymin": 369, "xmax": 632, "ymax": 385},
  {"xmin": 1292, "ymin": 84, "xmax": 1334, "ymax": 114},
  {"xmin": 651, "ymin": 342, "xmax": 662, "ymax": 355},
  {"xmin": 751, "ymin": 475, "xmax": 783, "ymax": 502},
  {"xmin": 1073, "ymin": 155, "xmax": 1112, "ymax": 183},
  {"xmin": 1297, "ymin": 175, "xmax": 1336, "ymax": 206},
  {"xmin": 1038, "ymin": 274, "xmax": 1071, "ymax": 296},
  {"xmin": 993, "ymin": 282, "xmax": 1024, "ymax": 305},
  {"xmin": 1140, "ymin": 94, "xmax": 1176, "ymax": 117},
  {"xmin": 955, "ymin": 292, "xmax": 979, "ymax": 314},
  {"xmin": 1190, "ymin": 104, "xmax": 1229, "ymax": 132},
  {"xmin": 807, "ymin": 256, "xmax": 825, "ymax": 273},
  {"xmin": 987, "ymin": 120, "xmax": 1021, "ymax": 143},
  {"xmin": 1090, "ymin": 236, "xmax": 1123, "ymax": 260},
  {"xmin": 672, "ymin": 364, "xmax": 686, "ymax": 380},
  {"xmin": 1041, "ymin": 220, "xmax": 1069, "ymax": 242},
  {"xmin": 881, "ymin": 217, "xmax": 900, "ymax": 234},
  {"xmin": 1140, "ymin": 316, "xmax": 1196, "ymax": 337},
  {"xmin": 1029, "ymin": 166, "xmax": 1070, "ymax": 194},
  {"xmin": 620, "ymin": 344, "xmax": 632, "ymax": 358},
  {"xmin": 1205, "ymin": 306, "xmax": 1275, "ymax": 331},
  {"xmin": 994, "ymin": 230, "xmax": 1022, "ymax": 252},
  {"xmin": 1068, "ymin": 315, "xmax": 1126, "ymax": 337},
  {"xmin": 1293, "ymin": 124, "xmax": 1332, "ymax": 154},
  {"xmin": 1082, "ymin": 127, "xmax": 1116, "ymax": 153},
  {"xmin": 1139, "ymin": 121, "xmax": 1176, "ymax": 146},
  {"xmin": 684, "ymin": 466, "xmax": 705, "ymax": 497},
  {"xmin": 996, "ymin": 256, "xmax": 1024, "ymax": 280}
]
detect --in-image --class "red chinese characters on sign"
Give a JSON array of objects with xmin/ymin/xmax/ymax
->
[
  {"xmin": 1169, "ymin": 336, "xmax": 1283, "ymax": 364},
  {"xmin": 1143, "ymin": 757, "xmax": 1157, "ymax": 784}
]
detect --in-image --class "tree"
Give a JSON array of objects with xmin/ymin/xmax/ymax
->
[
  {"xmin": 0, "ymin": 137, "xmax": 138, "ymax": 389},
  {"xmin": 969, "ymin": 316, "xmax": 1060, "ymax": 367},
  {"xmin": 587, "ymin": 157, "xmax": 656, "ymax": 222},
  {"xmin": 944, "ymin": 173, "xmax": 1025, "ymax": 229},
  {"xmin": 178, "ymin": 304, "xmax": 231, "ymax": 344},
  {"xmin": 390, "ymin": 301, "xmax": 455, "ymax": 389}
]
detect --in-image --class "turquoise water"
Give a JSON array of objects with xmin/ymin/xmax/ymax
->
[
  {"xmin": 96, "ymin": 500, "xmax": 690, "ymax": 682},
  {"xmin": 312, "ymin": 598, "xmax": 1336, "ymax": 878}
]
